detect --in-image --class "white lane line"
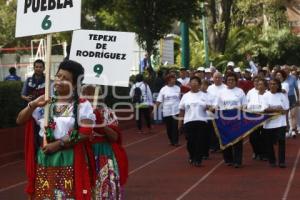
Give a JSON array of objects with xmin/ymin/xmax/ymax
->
[
  {"xmin": 282, "ymin": 147, "xmax": 300, "ymax": 200},
  {"xmin": 124, "ymin": 133, "xmax": 161, "ymax": 148},
  {"xmin": 176, "ymin": 161, "xmax": 224, "ymax": 200},
  {"xmin": 176, "ymin": 140, "xmax": 249, "ymax": 200},
  {"xmin": 0, "ymin": 181, "xmax": 27, "ymax": 193},
  {"xmin": 0, "ymin": 160, "xmax": 24, "ymax": 169},
  {"xmin": 0, "ymin": 129, "xmax": 165, "ymax": 193},
  {"xmin": 129, "ymin": 145, "xmax": 184, "ymax": 175}
]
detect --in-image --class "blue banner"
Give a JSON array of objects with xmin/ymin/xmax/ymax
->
[{"xmin": 212, "ymin": 109, "xmax": 278, "ymax": 150}]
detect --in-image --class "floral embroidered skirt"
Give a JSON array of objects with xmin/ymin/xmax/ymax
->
[
  {"xmin": 33, "ymin": 148, "xmax": 75, "ymax": 200},
  {"xmin": 92, "ymin": 142, "xmax": 121, "ymax": 200}
]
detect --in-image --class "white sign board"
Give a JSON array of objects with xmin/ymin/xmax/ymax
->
[
  {"xmin": 69, "ymin": 30, "xmax": 135, "ymax": 87},
  {"xmin": 15, "ymin": 0, "xmax": 81, "ymax": 37}
]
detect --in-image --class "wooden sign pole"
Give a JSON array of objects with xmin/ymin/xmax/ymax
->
[
  {"xmin": 93, "ymin": 86, "xmax": 100, "ymax": 110},
  {"xmin": 43, "ymin": 34, "xmax": 52, "ymax": 146}
]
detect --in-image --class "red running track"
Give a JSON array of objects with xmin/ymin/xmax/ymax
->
[{"xmin": 0, "ymin": 123, "xmax": 300, "ymax": 200}]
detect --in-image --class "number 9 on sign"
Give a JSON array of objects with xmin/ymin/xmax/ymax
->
[{"xmin": 42, "ymin": 15, "xmax": 52, "ymax": 30}]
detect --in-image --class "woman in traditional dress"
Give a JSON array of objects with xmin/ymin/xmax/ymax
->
[
  {"xmin": 82, "ymin": 85, "xmax": 128, "ymax": 200},
  {"xmin": 17, "ymin": 60, "xmax": 96, "ymax": 200}
]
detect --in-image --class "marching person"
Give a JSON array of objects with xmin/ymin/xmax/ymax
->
[
  {"xmin": 129, "ymin": 74, "xmax": 153, "ymax": 133},
  {"xmin": 156, "ymin": 74, "xmax": 181, "ymax": 146},
  {"xmin": 282, "ymin": 65, "xmax": 299, "ymax": 137},
  {"xmin": 16, "ymin": 60, "xmax": 96, "ymax": 199},
  {"xmin": 217, "ymin": 72, "xmax": 246, "ymax": 168},
  {"xmin": 262, "ymin": 79, "xmax": 289, "ymax": 168},
  {"xmin": 178, "ymin": 77, "xmax": 213, "ymax": 166},
  {"xmin": 177, "ymin": 68, "xmax": 190, "ymax": 86},
  {"xmin": 200, "ymin": 79, "xmax": 214, "ymax": 159},
  {"xmin": 207, "ymin": 72, "xmax": 226, "ymax": 152},
  {"xmin": 246, "ymin": 77, "xmax": 268, "ymax": 160}
]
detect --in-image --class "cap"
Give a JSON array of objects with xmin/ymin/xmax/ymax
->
[
  {"xmin": 262, "ymin": 67, "xmax": 269, "ymax": 71},
  {"xmin": 205, "ymin": 68, "xmax": 212, "ymax": 73},
  {"xmin": 197, "ymin": 67, "xmax": 205, "ymax": 71},
  {"xmin": 234, "ymin": 67, "xmax": 241, "ymax": 73},
  {"xmin": 227, "ymin": 61, "xmax": 235, "ymax": 67}
]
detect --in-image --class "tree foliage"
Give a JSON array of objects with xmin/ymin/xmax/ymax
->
[
  {"xmin": 114, "ymin": 0, "xmax": 198, "ymax": 55},
  {"xmin": 0, "ymin": 0, "xmax": 17, "ymax": 47}
]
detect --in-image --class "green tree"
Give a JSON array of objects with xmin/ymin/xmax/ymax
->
[
  {"xmin": 206, "ymin": 0, "xmax": 234, "ymax": 53},
  {"xmin": 0, "ymin": 0, "xmax": 17, "ymax": 47},
  {"xmin": 232, "ymin": 0, "xmax": 287, "ymax": 28},
  {"xmin": 115, "ymin": 0, "xmax": 198, "ymax": 55}
]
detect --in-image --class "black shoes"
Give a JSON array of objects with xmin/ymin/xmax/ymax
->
[
  {"xmin": 234, "ymin": 164, "xmax": 242, "ymax": 168},
  {"xmin": 188, "ymin": 158, "xmax": 202, "ymax": 167},
  {"xmin": 279, "ymin": 163, "xmax": 286, "ymax": 168},
  {"xmin": 269, "ymin": 163, "xmax": 276, "ymax": 168}
]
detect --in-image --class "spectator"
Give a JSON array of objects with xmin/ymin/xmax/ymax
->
[
  {"xmin": 153, "ymin": 70, "xmax": 165, "ymax": 123},
  {"xmin": 4, "ymin": 67, "xmax": 21, "ymax": 81},
  {"xmin": 21, "ymin": 59, "xmax": 45, "ymax": 103},
  {"xmin": 246, "ymin": 53, "xmax": 258, "ymax": 75},
  {"xmin": 140, "ymin": 53, "xmax": 151, "ymax": 73}
]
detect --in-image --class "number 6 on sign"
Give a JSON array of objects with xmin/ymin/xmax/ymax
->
[{"xmin": 42, "ymin": 15, "xmax": 52, "ymax": 30}]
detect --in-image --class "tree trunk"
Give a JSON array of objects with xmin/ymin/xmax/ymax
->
[
  {"xmin": 207, "ymin": 0, "xmax": 217, "ymax": 51},
  {"xmin": 207, "ymin": 0, "xmax": 233, "ymax": 54}
]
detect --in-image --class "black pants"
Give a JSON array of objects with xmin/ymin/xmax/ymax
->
[
  {"xmin": 263, "ymin": 127, "xmax": 286, "ymax": 164},
  {"xmin": 203, "ymin": 120, "xmax": 213, "ymax": 157},
  {"xmin": 136, "ymin": 107, "xmax": 152, "ymax": 130},
  {"xmin": 184, "ymin": 121, "xmax": 208, "ymax": 162},
  {"xmin": 208, "ymin": 120, "xmax": 220, "ymax": 151},
  {"xmin": 250, "ymin": 126, "xmax": 266, "ymax": 158},
  {"xmin": 223, "ymin": 140, "xmax": 243, "ymax": 165},
  {"xmin": 163, "ymin": 115, "xmax": 179, "ymax": 145}
]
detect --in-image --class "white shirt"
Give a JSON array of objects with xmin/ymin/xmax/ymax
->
[
  {"xmin": 129, "ymin": 81, "xmax": 153, "ymax": 106},
  {"xmin": 281, "ymin": 81, "xmax": 289, "ymax": 96},
  {"xmin": 217, "ymin": 87, "xmax": 246, "ymax": 110},
  {"xmin": 32, "ymin": 100, "xmax": 96, "ymax": 139},
  {"xmin": 246, "ymin": 89, "xmax": 269, "ymax": 112},
  {"xmin": 177, "ymin": 77, "xmax": 190, "ymax": 86},
  {"xmin": 157, "ymin": 85, "xmax": 181, "ymax": 116},
  {"xmin": 262, "ymin": 92, "xmax": 289, "ymax": 129},
  {"xmin": 203, "ymin": 91, "xmax": 216, "ymax": 120},
  {"xmin": 179, "ymin": 91, "xmax": 209, "ymax": 124},
  {"xmin": 207, "ymin": 83, "xmax": 226, "ymax": 107}
]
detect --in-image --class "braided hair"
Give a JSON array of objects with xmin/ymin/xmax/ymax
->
[{"xmin": 57, "ymin": 60, "xmax": 84, "ymax": 131}]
